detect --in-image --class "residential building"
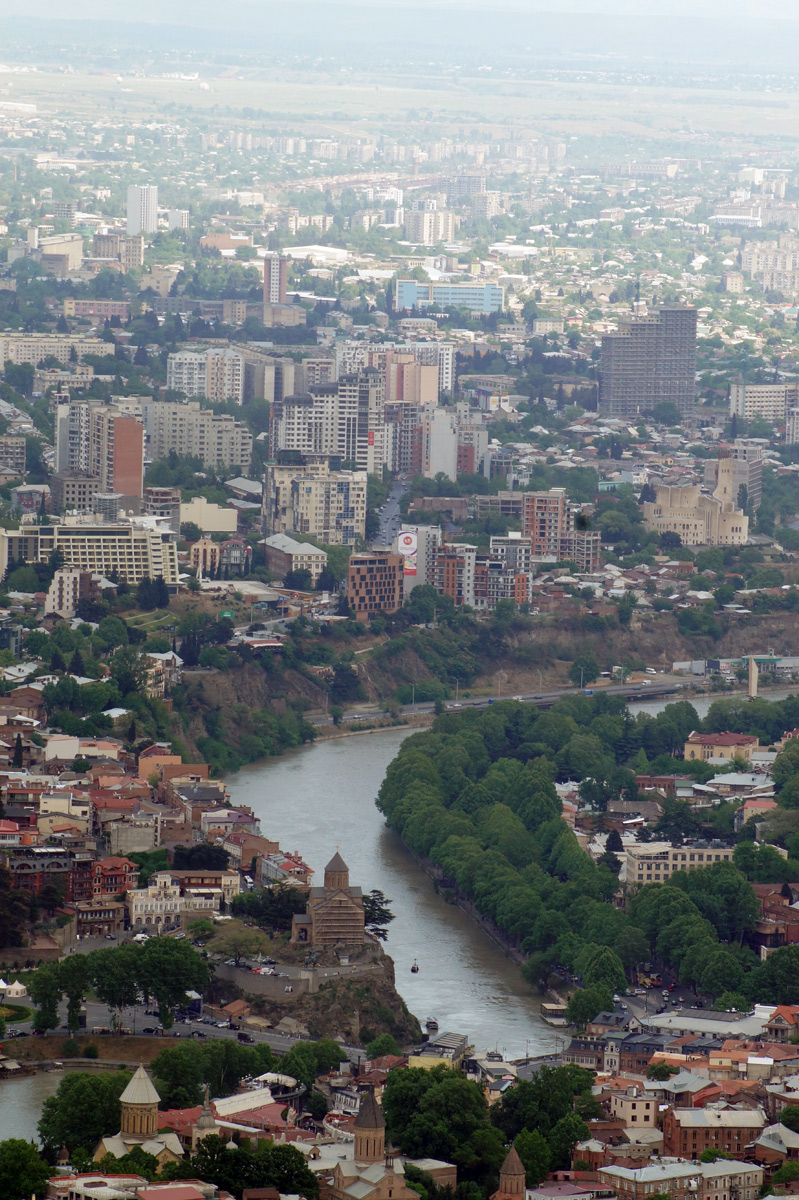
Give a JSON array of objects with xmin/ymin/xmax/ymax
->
[
  {"xmin": 51, "ymin": 471, "xmax": 101, "ymax": 512},
  {"xmin": 88, "ymin": 409, "xmax": 144, "ymax": 501},
  {"xmin": 0, "ymin": 522, "xmax": 179, "ymax": 587},
  {"xmin": 432, "ymin": 542, "xmax": 477, "ymax": 607},
  {"xmin": 166, "ymin": 208, "xmax": 190, "ymax": 230},
  {"xmin": 787, "ymin": 407, "xmax": 799, "ymax": 445},
  {"xmin": 284, "ymin": 467, "xmax": 367, "ymax": 546},
  {"xmin": 126, "ymin": 184, "xmax": 158, "ymax": 236},
  {"xmin": 598, "ymin": 1160, "xmax": 763, "ymax": 1200},
  {"xmin": 729, "ymin": 381, "xmax": 799, "ymax": 424},
  {"xmin": 404, "ymin": 209, "xmax": 457, "ymax": 245},
  {"xmin": 91, "ymin": 231, "xmax": 145, "ymax": 270},
  {"xmin": 127, "ymin": 870, "xmax": 221, "ymax": 930},
  {"xmin": 684, "ymin": 731, "xmax": 759, "ymax": 762},
  {"xmin": 521, "ymin": 488, "xmax": 574, "ymax": 558},
  {"xmin": 598, "ymin": 305, "xmax": 697, "ymax": 417},
  {"xmin": 269, "ymin": 371, "xmax": 388, "ymax": 474},
  {"xmin": 142, "ymin": 486, "xmax": 182, "ymax": 534},
  {"xmin": 262, "ymin": 533, "xmax": 327, "ymax": 584},
  {"xmin": 662, "ymin": 1106, "xmax": 766, "ymax": 1158},
  {"xmin": 139, "ymin": 400, "xmax": 252, "ymax": 471},
  {"xmin": 0, "ymin": 333, "xmax": 101, "ymax": 366},
  {"xmin": 626, "ymin": 840, "xmax": 735, "ymax": 888},
  {"xmin": 0, "ymin": 436, "xmax": 26, "ymax": 477},
  {"xmin": 291, "ymin": 852, "xmax": 366, "ymax": 948},
  {"xmin": 166, "ymin": 349, "xmax": 245, "ymax": 404},
  {"xmin": 263, "ymin": 460, "xmax": 356, "ymax": 545},
  {"xmin": 394, "ymin": 525, "xmax": 443, "ymax": 596},
  {"xmin": 608, "ymin": 1085, "xmax": 658, "ymax": 1128},
  {"xmin": 263, "ymin": 253, "xmax": 288, "ymax": 304},
  {"xmin": 63, "ymin": 298, "xmax": 131, "ymax": 321},
  {"xmin": 395, "ymin": 279, "xmax": 504, "ymax": 314},
  {"xmin": 44, "ymin": 566, "xmax": 102, "ymax": 619},
  {"xmin": 179, "ymin": 496, "xmax": 237, "ymax": 534},
  {"xmin": 642, "ymin": 465, "xmax": 749, "ymax": 546},
  {"xmin": 347, "ymin": 552, "xmax": 403, "ymax": 616}
]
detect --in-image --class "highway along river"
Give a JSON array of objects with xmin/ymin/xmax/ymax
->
[{"xmin": 228, "ymin": 728, "xmax": 562, "ymax": 1061}]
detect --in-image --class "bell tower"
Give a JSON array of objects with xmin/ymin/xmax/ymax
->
[
  {"xmin": 119, "ymin": 1064, "xmax": 160, "ymax": 1139},
  {"xmin": 353, "ymin": 1087, "xmax": 386, "ymax": 1165},
  {"xmin": 324, "ymin": 851, "xmax": 350, "ymax": 892}
]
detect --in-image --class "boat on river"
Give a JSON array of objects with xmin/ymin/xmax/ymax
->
[{"xmin": 411, "ymin": 960, "xmax": 419, "ymax": 974}]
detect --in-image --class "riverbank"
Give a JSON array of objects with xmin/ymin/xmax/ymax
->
[{"xmin": 226, "ymin": 731, "xmax": 560, "ymax": 1060}]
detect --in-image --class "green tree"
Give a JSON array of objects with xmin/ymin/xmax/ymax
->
[
  {"xmin": 568, "ymin": 653, "xmax": 600, "ymax": 687},
  {"xmin": 779, "ymin": 1105, "xmax": 799, "ymax": 1134},
  {"xmin": 548, "ymin": 1114, "xmax": 589, "ymax": 1169},
  {"xmin": 366, "ymin": 1033, "xmax": 401, "ymax": 1059},
  {"xmin": 0, "ymin": 1139, "xmax": 51, "ymax": 1200},
  {"xmin": 30, "ymin": 963, "xmax": 61, "ymax": 1031},
  {"xmin": 38, "ymin": 1070, "xmax": 131, "ymax": 1156},
  {"xmin": 514, "ymin": 1128, "xmax": 551, "ymax": 1185}
]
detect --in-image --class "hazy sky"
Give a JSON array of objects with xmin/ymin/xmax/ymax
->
[{"xmin": 5, "ymin": 0, "xmax": 799, "ymax": 19}]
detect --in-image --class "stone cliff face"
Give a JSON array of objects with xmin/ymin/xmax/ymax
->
[{"xmin": 245, "ymin": 955, "xmax": 422, "ymax": 1047}]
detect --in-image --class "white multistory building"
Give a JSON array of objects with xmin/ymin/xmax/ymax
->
[{"xmin": 126, "ymin": 184, "xmax": 158, "ymax": 236}]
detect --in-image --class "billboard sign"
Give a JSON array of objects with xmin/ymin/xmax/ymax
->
[{"xmin": 398, "ymin": 529, "xmax": 418, "ymax": 576}]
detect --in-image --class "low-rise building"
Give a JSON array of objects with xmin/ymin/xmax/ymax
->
[
  {"xmin": 684, "ymin": 731, "xmax": 759, "ymax": 762},
  {"xmin": 262, "ymin": 533, "xmax": 327, "ymax": 584},
  {"xmin": 626, "ymin": 841, "xmax": 735, "ymax": 887},
  {"xmin": 662, "ymin": 1105, "xmax": 766, "ymax": 1158}
]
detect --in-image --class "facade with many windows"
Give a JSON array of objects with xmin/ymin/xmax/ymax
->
[
  {"xmin": 0, "ymin": 522, "xmax": 179, "ymax": 587},
  {"xmin": 625, "ymin": 840, "xmax": 734, "ymax": 888}
]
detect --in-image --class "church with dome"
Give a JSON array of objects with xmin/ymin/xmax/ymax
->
[
  {"xmin": 291, "ymin": 851, "xmax": 367, "ymax": 949},
  {"xmin": 317, "ymin": 1087, "xmax": 420, "ymax": 1200},
  {"xmin": 94, "ymin": 1064, "xmax": 184, "ymax": 1167}
]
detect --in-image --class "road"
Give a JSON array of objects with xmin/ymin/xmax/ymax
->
[
  {"xmin": 372, "ymin": 477, "xmax": 406, "ymax": 547},
  {"xmin": 306, "ymin": 679, "xmax": 684, "ymax": 726}
]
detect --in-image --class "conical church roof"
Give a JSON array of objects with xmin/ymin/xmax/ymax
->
[
  {"xmin": 325, "ymin": 851, "xmax": 349, "ymax": 873},
  {"xmin": 500, "ymin": 1145, "xmax": 525, "ymax": 1179},
  {"xmin": 120, "ymin": 1064, "xmax": 160, "ymax": 1106},
  {"xmin": 353, "ymin": 1088, "xmax": 385, "ymax": 1130}
]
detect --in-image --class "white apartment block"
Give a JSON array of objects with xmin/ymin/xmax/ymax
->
[
  {"xmin": 167, "ymin": 349, "xmax": 244, "ymax": 403},
  {"xmin": 404, "ymin": 209, "xmax": 457, "ymax": 245},
  {"xmin": 269, "ymin": 371, "xmax": 389, "ymax": 474},
  {"xmin": 140, "ymin": 400, "xmax": 252, "ymax": 471},
  {"xmin": 334, "ymin": 340, "xmax": 454, "ymax": 395},
  {"xmin": 729, "ymin": 381, "xmax": 799, "ymax": 423},
  {"xmin": 0, "ymin": 522, "xmax": 179, "ymax": 586},
  {"xmin": 126, "ymin": 184, "xmax": 158, "ymax": 236},
  {"xmin": 262, "ymin": 461, "xmax": 367, "ymax": 546},
  {"xmin": 0, "ymin": 333, "xmax": 102, "ymax": 366}
]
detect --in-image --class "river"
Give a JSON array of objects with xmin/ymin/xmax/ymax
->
[
  {"xmin": 227, "ymin": 728, "xmax": 563, "ymax": 1062},
  {"xmin": 5, "ymin": 686, "xmax": 796, "ymax": 1135},
  {"xmin": 0, "ymin": 1068, "xmax": 62, "ymax": 1143}
]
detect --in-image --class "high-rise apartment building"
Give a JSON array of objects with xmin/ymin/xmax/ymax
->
[
  {"xmin": 166, "ymin": 349, "xmax": 245, "ymax": 403},
  {"xmin": 54, "ymin": 401, "xmax": 144, "ymax": 503},
  {"xmin": 521, "ymin": 489, "xmax": 574, "ymax": 557},
  {"xmin": 729, "ymin": 381, "xmax": 799, "ymax": 424},
  {"xmin": 92, "ymin": 232, "xmax": 145, "ymax": 270},
  {"xmin": 335, "ymin": 340, "xmax": 454, "ymax": 397},
  {"xmin": 432, "ymin": 543, "xmax": 477, "ymax": 607},
  {"xmin": 139, "ymin": 401, "xmax": 252, "ymax": 471},
  {"xmin": 269, "ymin": 371, "xmax": 388, "ymax": 474},
  {"xmin": 263, "ymin": 254, "xmax": 288, "ymax": 304},
  {"xmin": 0, "ymin": 334, "xmax": 102, "ymax": 366},
  {"xmin": 403, "ymin": 209, "xmax": 456, "ymax": 245},
  {"xmin": 262, "ymin": 460, "xmax": 367, "ymax": 546},
  {"xmin": 126, "ymin": 185, "xmax": 158, "ymax": 236},
  {"xmin": 88, "ymin": 410, "xmax": 144, "ymax": 501},
  {"xmin": 598, "ymin": 305, "xmax": 697, "ymax": 417}
]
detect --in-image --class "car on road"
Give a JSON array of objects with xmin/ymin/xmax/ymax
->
[{"xmin": 142, "ymin": 1027, "xmax": 158, "ymax": 1034}]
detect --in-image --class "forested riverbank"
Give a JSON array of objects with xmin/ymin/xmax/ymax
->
[{"xmin": 376, "ymin": 694, "xmax": 799, "ymax": 1018}]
